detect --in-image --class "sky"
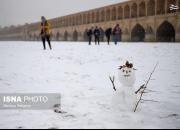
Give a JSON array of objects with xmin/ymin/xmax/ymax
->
[{"xmin": 0, "ymin": 0, "xmax": 127, "ymax": 28}]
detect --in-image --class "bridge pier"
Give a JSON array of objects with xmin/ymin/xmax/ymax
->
[
  {"xmin": 122, "ymin": 34, "xmax": 131, "ymax": 42},
  {"xmin": 145, "ymin": 34, "xmax": 156, "ymax": 42},
  {"xmin": 176, "ymin": 32, "xmax": 180, "ymax": 42}
]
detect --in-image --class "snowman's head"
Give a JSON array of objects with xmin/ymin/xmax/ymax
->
[{"xmin": 118, "ymin": 61, "xmax": 136, "ymax": 86}]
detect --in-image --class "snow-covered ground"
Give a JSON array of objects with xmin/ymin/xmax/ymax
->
[{"xmin": 0, "ymin": 41, "xmax": 180, "ymax": 129}]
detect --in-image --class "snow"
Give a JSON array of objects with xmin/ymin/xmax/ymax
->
[{"xmin": 0, "ymin": 41, "xmax": 180, "ymax": 129}]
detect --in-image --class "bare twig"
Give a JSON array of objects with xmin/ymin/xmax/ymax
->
[
  {"xmin": 134, "ymin": 62, "xmax": 159, "ymax": 112},
  {"xmin": 145, "ymin": 89, "xmax": 157, "ymax": 93},
  {"xmin": 135, "ymin": 84, "xmax": 145, "ymax": 94},
  {"xmin": 109, "ymin": 76, "xmax": 116, "ymax": 91},
  {"xmin": 141, "ymin": 99, "xmax": 159, "ymax": 103}
]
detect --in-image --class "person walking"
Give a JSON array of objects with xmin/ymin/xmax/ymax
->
[
  {"xmin": 87, "ymin": 27, "xmax": 93, "ymax": 45},
  {"xmin": 99, "ymin": 27, "xmax": 105, "ymax": 42},
  {"xmin": 113, "ymin": 24, "xmax": 122, "ymax": 45},
  {"xmin": 94, "ymin": 26, "xmax": 100, "ymax": 45},
  {"xmin": 40, "ymin": 16, "xmax": 52, "ymax": 50},
  {"xmin": 105, "ymin": 27, "xmax": 112, "ymax": 45}
]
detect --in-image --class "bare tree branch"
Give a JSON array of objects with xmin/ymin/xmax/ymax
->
[
  {"xmin": 135, "ymin": 84, "xmax": 145, "ymax": 94},
  {"xmin": 109, "ymin": 76, "xmax": 116, "ymax": 91},
  {"xmin": 134, "ymin": 62, "xmax": 159, "ymax": 112},
  {"xmin": 141, "ymin": 99, "xmax": 159, "ymax": 103}
]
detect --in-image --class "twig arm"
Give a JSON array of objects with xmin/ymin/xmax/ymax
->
[
  {"xmin": 135, "ymin": 84, "xmax": 145, "ymax": 94},
  {"xmin": 109, "ymin": 76, "xmax": 116, "ymax": 91},
  {"xmin": 134, "ymin": 62, "xmax": 159, "ymax": 112}
]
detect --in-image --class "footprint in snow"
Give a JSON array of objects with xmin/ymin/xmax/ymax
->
[
  {"xmin": 54, "ymin": 109, "xmax": 75, "ymax": 119},
  {"xmin": 63, "ymin": 114, "xmax": 76, "ymax": 118},
  {"xmin": 53, "ymin": 104, "xmax": 75, "ymax": 118},
  {"xmin": 160, "ymin": 114, "xmax": 180, "ymax": 119},
  {"xmin": 53, "ymin": 104, "xmax": 68, "ymax": 114}
]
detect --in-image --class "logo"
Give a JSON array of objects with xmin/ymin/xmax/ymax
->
[
  {"xmin": 0, "ymin": 93, "xmax": 61, "ymax": 110},
  {"xmin": 169, "ymin": 4, "xmax": 179, "ymax": 11}
]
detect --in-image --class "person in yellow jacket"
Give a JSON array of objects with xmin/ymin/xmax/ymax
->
[{"xmin": 40, "ymin": 16, "xmax": 52, "ymax": 50}]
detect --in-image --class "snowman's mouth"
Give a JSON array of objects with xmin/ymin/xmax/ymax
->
[{"xmin": 124, "ymin": 74, "xmax": 130, "ymax": 77}]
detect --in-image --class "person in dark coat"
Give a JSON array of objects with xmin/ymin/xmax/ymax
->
[
  {"xmin": 94, "ymin": 26, "xmax": 100, "ymax": 45},
  {"xmin": 99, "ymin": 27, "xmax": 105, "ymax": 42},
  {"xmin": 87, "ymin": 27, "xmax": 93, "ymax": 45},
  {"xmin": 40, "ymin": 16, "xmax": 52, "ymax": 50},
  {"xmin": 105, "ymin": 28, "xmax": 112, "ymax": 45}
]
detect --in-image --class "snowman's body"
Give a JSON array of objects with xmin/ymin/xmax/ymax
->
[{"xmin": 112, "ymin": 62, "xmax": 137, "ymax": 111}]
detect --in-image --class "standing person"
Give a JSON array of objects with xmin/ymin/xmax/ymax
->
[
  {"xmin": 105, "ymin": 27, "xmax": 112, "ymax": 45},
  {"xmin": 113, "ymin": 24, "xmax": 122, "ymax": 45},
  {"xmin": 99, "ymin": 27, "xmax": 105, "ymax": 42},
  {"xmin": 94, "ymin": 26, "xmax": 100, "ymax": 45},
  {"xmin": 40, "ymin": 16, "xmax": 52, "ymax": 50},
  {"xmin": 87, "ymin": 27, "xmax": 93, "ymax": 45}
]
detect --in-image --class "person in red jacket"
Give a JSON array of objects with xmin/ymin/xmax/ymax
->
[{"xmin": 113, "ymin": 24, "xmax": 122, "ymax": 45}]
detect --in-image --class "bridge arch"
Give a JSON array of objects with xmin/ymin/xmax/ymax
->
[
  {"xmin": 76, "ymin": 15, "xmax": 79, "ymax": 25},
  {"xmin": 147, "ymin": 0, "xmax": 155, "ymax": 16},
  {"xmin": 71, "ymin": 17, "xmax": 74, "ymax": 26},
  {"xmin": 112, "ymin": 7, "xmax": 117, "ymax": 20},
  {"xmin": 157, "ymin": 0, "xmax": 165, "ymax": 15},
  {"xmin": 139, "ymin": 1, "xmax": 146, "ymax": 17},
  {"xmin": 106, "ymin": 8, "xmax": 111, "ymax": 21},
  {"xmin": 92, "ymin": 12, "xmax": 95, "ymax": 23},
  {"xmin": 73, "ymin": 30, "xmax": 78, "ymax": 41},
  {"xmin": 87, "ymin": 13, "xmax": 91, "ymax": 24},
  {"xmin": 50, "ymin": 32, "xmax": 54, "ymax": 40},
  {"xmin": 64, "ymin": 17, "xmax": 67, "ymax": 26},
  {"xmin": 157, "ymin": 21, "xmax": 175, "ymax": 42},
  {"xmin": 83, "ymin": 14, "xmax": 86, "ymax": 24},
  {"xmin": 131, "ymin": 24, "xmax": 145, "ymax": 42},
  {"xmin": 101, "ymin": 10, "xmax": 105, "ymax": 22},
  {"xmin": 56, "ymin": 32, "xmax": 60, "ymax": 41},
  {"xmin": 96, "ymin": 11, "xmax": 100, "ymax": 23},
  {"xmin": 124, "ymin": 5, "xmax": 130, "ymax": 19},
  {"xmin": 79, "ymin": 15, "xmax": 82, "ymax": 25},
  {"xmin": 131, "ymin": 3, "xmax": 138, "ymax": 18},
  {"xmin": 83, "ymin": 29, "xmax": 88, "ymax": 41},
  {"xmin": 118, "ymin": 6, "xmax": 123, "ymax": 19},
  {"xmin": 68, "ymin": 17, "xmax": 71, "ymax": 26},
  {"xmin": 29, "ymin": 34, "xmax": 32, "ymax": 40},
  {"xmin": 179, "ymin": 0, "xmax": 180, "ymax": 12},
  {"xmin": 64, "ymin": 31, "xmax": 68, "ymax": 41},
  {"xmin": 76, "ymin": 16, "xmax": 79, "ymax": 25},
  {"xmin": 33, "ymin": 34, "xmax": 37, "ymax": 41}
]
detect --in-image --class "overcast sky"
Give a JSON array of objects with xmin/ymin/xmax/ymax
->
[{"xmin": 0, "ymin": 0, "xmax": 128, "ymax": 27}]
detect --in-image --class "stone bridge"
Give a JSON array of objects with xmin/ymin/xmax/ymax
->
[{"xmin": 0, "ymin": 0, "xmax": 180, "ymax": 42}]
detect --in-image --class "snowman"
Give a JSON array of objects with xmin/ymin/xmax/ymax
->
[{"xmin": 112, "ymin": 61, "xmax": 137, "ymax": 111}]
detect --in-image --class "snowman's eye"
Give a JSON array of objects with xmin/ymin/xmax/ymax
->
[
  {"xmin": 129, "ymin": 70, "xmax": 131, "ymax": 73},
  {"xmin": 122, "ymin": 70, "xmax": 125, "ymax": 72}
]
